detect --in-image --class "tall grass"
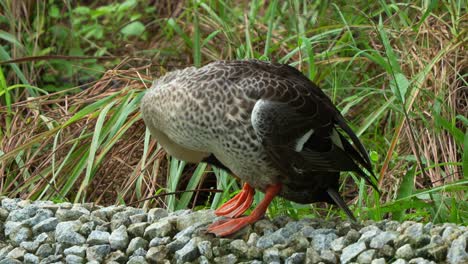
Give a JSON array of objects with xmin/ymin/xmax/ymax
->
[{"xmin": 0, "ymin": 0, "xmax": 466, "ymax": 223}]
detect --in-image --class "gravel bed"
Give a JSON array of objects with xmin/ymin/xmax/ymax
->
[{"xmin": 0, "ymin": 197, "xmax": 466, "ymax": 264}]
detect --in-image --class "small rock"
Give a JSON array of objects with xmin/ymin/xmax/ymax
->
[
  {"xmin": 214, "ymin": 253, "xmax": 237, "ymax": 264},
  {"xmin": 6, "ymin": 247, "xmax": 25, "ymax": 259},
  {"xmin": 126, "ymin": 237, "xmax": 148, "ymax": 255},
  {"xmin": 32, "ymin": 217, "xmax": 58, "ymax": 234},
  {"xmin": 86, "ymin": 244, "xmax": 110, "ymax": 262},
  {"xmin": 404, "ymin": 223, "xmax": 424, "ymax": 239},
  {"xmin": 23, "ymin": 209, "xmax": 54, "ymax": 227},
  {"xmin": 408, "ymin": 257, "xmax": 437, "ymax": 264},
  {"xmin": 105, "ymin": 250, "xmax": 127, "ymax": 263},
  {"xmin": 129, "ymin": 213, "xmax": 147, "ymax": 224},
  {"xmin": 396, "ymin": 244, "xmax": 414, "ymax": 260},
  {"xmin": 56, "ymin": 208, "xmax": 88, "ymax": 221},
  {"xmin": 230, "ymin": 239, "xmax": 249, "ymax": 255},
  {"xmin": 370, "ymin": 231, "xmax": 397, "ymax": 249},
  {"xmin": 254, "ymin": 219, "xmax": 277, "ymax": 234},
  {"xmin": 175, "ymin": 237, "xmax": 200, "ymax": 263},
  {"xmin": 87, "ymin": 230, "xmax": 110, "ymax": 245},
  {"xmin": 147, "ymin": 208, "xmax": 168, "ymax": 222},
  {"xmin": 63, "ymin": 245, "xmax": 86, "ymax": 257},
  {"xmin": 285, "ymin": 252, "xmax": 305, "ymax": 264},
  {"xmin": 197, "ymin": 240, "xmax": 213, "ymax": 259},
  {"xmin": 447, "ymin": 234, "xmax": 468, "ymax": 264},
  {"xmin": 263, "ymin": 247, "xmax": 280, "ymax": 263},
  {"xmin": 132, "ymin": 248, "xmax": 147, "ymax": 257},
  {"xmin": 175, "ymin": 210, "xmax": 215, "ymax": 231},
  {"xmin": 109, "ymin": 225, "xmax": 129, "ymax": 250},
  {"xmin": 146, "ymin": 246, "xmax": 168, "ymax": 262},
  {"xmin": 127, "ymin": 222, "xmax": 149, "ymax": 237},
  {"xmin": 331, "ymin": 236, "xmax": 348, "ymax": 251},
  {"xmin": 23, "ymin": 253, "xmax": 39, "ymax": 264},
  {"xmin": 36, "ymin": 243, "xmax": 54, "ymax": 258},
  {"xmin": 371, "ymin": 258, "xmax": 386, "ymax": 264},
  {"xmin": 65, "ymin": 255, "xmax": 84, "ymax": 264},
  {"xmin": 149, "ymin": 236, "xmax": 171, "ymax": 247},
  {"xmin": 127, "ymin": 256, "xmax": 148, "ymax": 264},
  {"xmin": 166, "ymin": 236, "xmax": 190, "ymax": 253},
  {"xmin": 144, "ymin": 219, "xmax": 173, "ymax": 239},
  {"xmin": 341, "ymin": 241, "xmax": 367, "ymax": 264},
  {"xmin": 0, "ymin": 258, "xmax": 22, "ymax": 264},
  {"xmin": 320, "ymin": 249, "xmax": 337, "ymax": 264},
  {"xmin": 357, "ymin": 249, "xmax": 376, "ymax": 264},
  {"xmin": 392, "ymin": 259, "xmax": 408, "ymax": 264},
  {"xmin": 305, "ymin": 247, "xmax": 321, "ymax": 263},
  {"xmin": 55, "ymin": 221, "xmax": 85, "ymax": 246},
  {"xmin": 9, "ymin": 226, "xmax": 32, "ymax": 245}
]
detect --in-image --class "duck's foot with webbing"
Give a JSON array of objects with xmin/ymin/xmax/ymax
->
[{"xmin": 207, "ymin": 183, "xmax": 281, "ymax": 237}]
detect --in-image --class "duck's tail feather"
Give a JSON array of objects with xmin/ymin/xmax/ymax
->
[{"xmin": 327, "ymin": 188, "xmax": 357, "ymax": 222}]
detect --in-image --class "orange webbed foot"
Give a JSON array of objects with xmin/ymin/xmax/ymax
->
[
  {"xmin": 208, "ymin": 183, "xmax": 281, "ymax": 237},
  {"xmin": 215, "ymin": 183, "xmax": 255, "ymax": 218}
]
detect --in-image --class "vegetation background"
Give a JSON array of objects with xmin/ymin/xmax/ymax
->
[{"xmin": 0, "ymin": 0, "xmax": 466, "ymax": 224}]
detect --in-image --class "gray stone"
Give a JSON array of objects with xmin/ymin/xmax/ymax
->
[
  {"xmin": 109, "ymin": 225, "xmax": 129, "ymax": 250},
  {"xmin": 105, "ymin": 250, "xmax": 127, "ymax": 263},
  {"xmin": 6, "ymin": 247, "xmax": 25, "ymax": 259},
  {"xmin": 345, "ymin": 229, "xmax": 361, "ymax": 244},
  {"xmin": 285, "ymin": 252, "xmax": 305, "ymax": 264},
  {"xmin": 214, "ymin": 253, "xmax": 237, "ymax": 264},
  {"xmin": 230, "ymin": 239, "xmax": 249, "ymax": 255},
  {"xmin": 331, "ymin": 236, "xmax": 347, "ymax": 251},
  {"xmin": 247, "ymin": 232, "xmax": 259, "ymax": 246},
  {"xmin": 2, "ymin": 198, "xmax": 21, "ymax": 211},
  {"xmin": 4, "ymin": 221, "xmax": 23, "ymax": 237},
  {"xmin": 132, "ymin": 248, "xmax": 147, "ymax": 257},
  {"xmin": 396, "ymin": 244, "xmax": 414, "ymax": 260},
  {"xmin": 147, "ymin": 208, "xmax": 168, "ymax": 222},
  {"xmin": 175, "ymin": 210, "xmax": 215, "ymax": 231},
  {"xmin": 309, "ymin": 231, "xmax": 338, "ymax": 251},
  {"xmin": 23, "ymin": 253, "xmax": 39, "ymax": 264},
  {"xmin": 78, "ymin": 221, "xmax": 95, "ymax": 236},
  {"xmin": 404, "ymin": 223, "xmax": 424, "ymax": 239},
  {"xmin": 86, "ymin": 244, "xmax": 110, "ymax": 262},
  {"xmin": 129, "ymin": 213, "xmax": 147, "ymax": 224},
  {"xmin": 341, "ymin": 241, "xmax": 367, "ymax": 264},
  {"xmin": 39, "ymin": 254, "xmax": 62, "ymax": 263},
  {"xmin": 357, "ymin": 249, "xmax": 376, "ymax": 264},
  {"xmin": 56, "ymin": 208, "xmax": 88, "ymax": 221},
  {"xmin": 174, "ymin": 237, "xmax": 199, "ymax": 263},
  {"xmin": 65, "ymin": 255, "xmax": 84, "ymax": 264},
  {"xmin": 127, "ymin": 256, "xmax": 147, "ymax": 264},
  {"xmin": 263, "ymin": 247, "xmax": 280, "ymax": 263},
  {"xmin": 32, "ymin": 218, "xmax": 58, "ymax": 234},
  {"xmin": 371, "ymin": 258, "xmax": 387, "ymax": 264},
  {"xmin": 370, "ymin": 231, "xmax": 397, "ymax": 249},
  {"xmin": 0, "ymin": 258, "xmax": 22, "ymax": 264},
  {"xmin": 144, "ymin": 219, "xmax": 173, "ymax": 239},
  {"xmin": 305, "ymin": 247, "xmax": 320, "ymax": 264},
  {"xmin": 127, "ymin": 222, "xmax": 148, "ymax": 237},
  {"xmin": 9, "ymin": 225, "xmax": 32, "ymax": 245},
  {"xmin": 23, "ymin": 209, "xmax": 54, "ymax": 227},
  {"xmin": 149, "ymin": 236, "xmax": 171, "ymax": 247},
  {"xmin": 392, "ymin": 259, "xmax": 408, "ymax": 264},
  {"xmin": 146, "ymin": 246, "xmax": 168, "ymax": 262},
  {"xmin": 253, "ymin": 219, "xmax": 277, "ymax": 234},
  {"xmin": 6, "ymin": 206, "xmax": 37, "ymax": 222},
  {"xmin": 87, "ymin": 230, "xmax": 110, "ymax": 245},
  {"xmin": 36, "ymin": 243, "xmax": 54, "ymax": 258},
  {"xmin": 166, "ymin": 236, "xmax": 190, "ymax": 253},
  {"xmin": 55, "ymin": 221, "xmax": 85, "ymax": 246},
  {"xmin": 197, "ymin": 240, "xmax": 213, "ymax": 259},
  {"xmin": 20, "ymin": 241, "xmax": 39, "ymax": 252},
  {"xmin": 199, "ymin": 255, "xmax": 210, "ymax": 264},
  {"xmin": 359, "ymin": 228, "xmax": 382, "ymax": 245},
  {"xmin": 110, "ymin": 209, "xmax": 143, "ymax": 231},
  {"xmin": 0, "ymin": 208, "xmax": 9, "ymax": 221},
  {"xmin": 126, "ymin": 237, "xmax": 148, "ymax": 255},
  {"xmin": 408, "ymin": 257, "xmax": 437, "ymax": 264},
  {"xmin": 63, "ymin": 245, "xmax": 86, "ymax": 257},
  {"xmin": 447, "ymin": 234, "xmax": 468, "ymax": 264},
  {"xmin": 320, "ymin": 249, "xmax": 337, "ymax": 264}
]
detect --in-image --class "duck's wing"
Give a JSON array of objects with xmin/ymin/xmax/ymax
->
[{"xmin": 250, "ymin": 62, "xmax": 379, "ymax": 191}]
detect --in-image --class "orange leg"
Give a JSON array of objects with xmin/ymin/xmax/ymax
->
[
  {"xmin": 208, "ymin": 183, "xmax": 281, "ymax": 237},
  {"xmin": 215, "ymin": 183, "xmax": 255, "ymax": 218}
]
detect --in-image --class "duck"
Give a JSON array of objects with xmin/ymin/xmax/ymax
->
[{"xmin": 141, "ymin": 59, "xmax": 379, "ymax": 237}]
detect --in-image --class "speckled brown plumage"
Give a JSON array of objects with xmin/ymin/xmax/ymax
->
[{"xmin": 141, "ymin": 60, "xmax": 378, "ymax": 234}]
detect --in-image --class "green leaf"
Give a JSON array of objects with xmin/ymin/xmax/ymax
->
[
  {"xmin": 49, "ymin": 5, "xmax": 60, "ymax": 18},
  {"xmin": 120, "ymin": 21, "xmax": 145, "ymax": 37},
  {"xmin": 390, "ymin": 73, "xmax": 409, "ymax": 103}
]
